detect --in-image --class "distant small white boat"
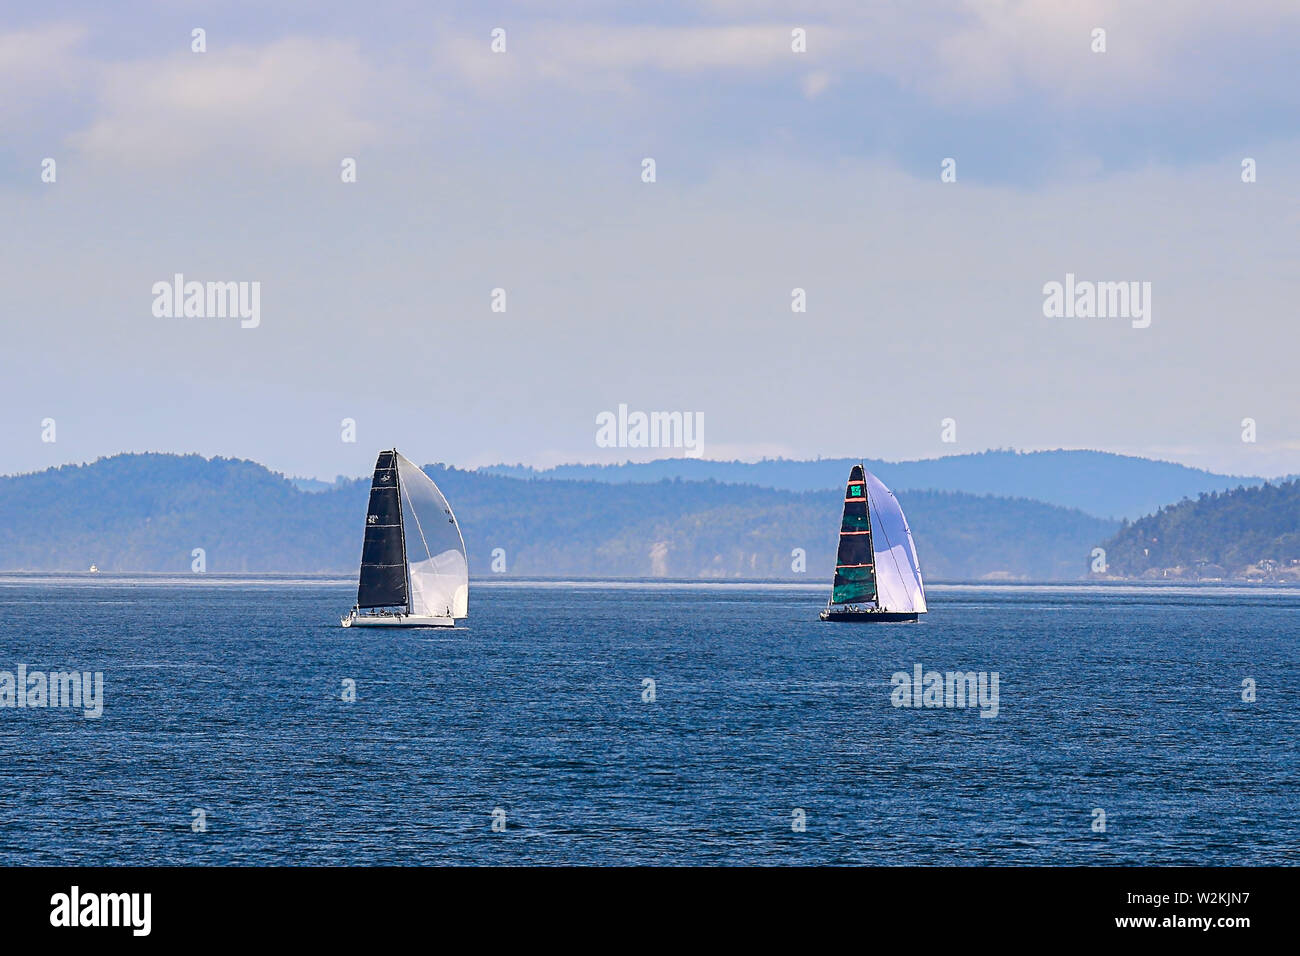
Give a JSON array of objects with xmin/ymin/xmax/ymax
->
[
  {"xmin": 340, "ymin": 449, "xmax": 469, "ymax": 629},
  {"xmin": 88, "ymin": 564, "xmax": 100, "ymax": 573}
]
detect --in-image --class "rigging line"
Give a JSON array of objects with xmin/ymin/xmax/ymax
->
[
  {"xmin": 391, "ymin": 455, "xmax": 410, "ymax": 611},
  {"xmin": 400, "ymin": 477, "xmax": 433, "ymax": 564},
  {"xmin": 870, "ymin": 491, "xmax": 910, "ymax": 608}
]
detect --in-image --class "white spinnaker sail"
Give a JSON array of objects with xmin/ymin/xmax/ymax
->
[
  {"xmin": 864, "ymin": 471, "xmax": 927, "ymax": 613},
  {"xmin": 395, "ymin": 453, "xmax": 469, "ymax": 619}
]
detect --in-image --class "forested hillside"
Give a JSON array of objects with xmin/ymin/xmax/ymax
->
[
  {"xmin": 0, "ymin": 454, "xmax": 1119, "ymax": 580},
  {"xmin": 1099, "ymin": 481, "xmax": 1300, "ymax": 581}
]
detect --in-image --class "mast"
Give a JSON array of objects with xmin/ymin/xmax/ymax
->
[{"xmin": 394, "ymin": 448, "xmax": 412, "ymax": 615}]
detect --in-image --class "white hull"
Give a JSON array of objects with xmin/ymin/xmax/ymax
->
[{"xmin": 341, "ymin": 610, "xmax": 458, "ymax": 628}]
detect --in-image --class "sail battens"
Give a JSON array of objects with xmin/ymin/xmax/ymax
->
[{"xmin": 829, "ymin": 464, "xmax": 877, "ymax": 605}]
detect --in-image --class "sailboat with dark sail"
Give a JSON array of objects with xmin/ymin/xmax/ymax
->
[
  {"xmin": 341, "ymin": 449, "xmax": 469, "ymax": 628},
  {"xmin": 820, "ymin": 464, "xmax": 927, "ymax": 622}
]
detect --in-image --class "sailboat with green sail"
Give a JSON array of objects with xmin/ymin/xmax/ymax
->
[{"xmin": 820, "ymin": 464, "xmax": 927, "ymax": 622}]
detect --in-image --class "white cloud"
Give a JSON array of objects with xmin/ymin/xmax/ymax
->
[
  {"xmin": 537, "ymin": 23, "xmax": 797, "ymax": 71},
  {"xmin": 70, "ymin": 37, "xmax": 386, "ymax": 166},
  {"xmin": 0, "ymin": 22, "xmax": 89, "ymax": 121},
  {"xmin": 0, "ymin": 21, "xmax": 85, "ymax": 77},
  {"xmin": 919, "ymin": 0, "xmax": 1300, "ymax": 106},
  {"xmin": 428, "ymin": 2, "xmax": 1300, "ymax": 113},
  {"xmin": 436, "ymin": 21, "xmax": 841, "ymax": 94},
  {"xmin": 800, "ymin": 70, "xmax": 832, "ymax": 99}
]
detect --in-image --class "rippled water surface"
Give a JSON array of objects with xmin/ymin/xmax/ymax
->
[{"xmin": 1, "ymin": 579, "xmax": 1295, "ymax": 865}]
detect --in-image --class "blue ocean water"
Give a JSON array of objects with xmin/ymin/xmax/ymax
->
[{"xmin": 0, "ymin": 578, "xmax": 1295, "ymax": 866}]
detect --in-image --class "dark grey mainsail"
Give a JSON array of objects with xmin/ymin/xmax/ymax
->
[{"xmin": 356, "ymin": 450, "xmax": 408, "ymax": 610}]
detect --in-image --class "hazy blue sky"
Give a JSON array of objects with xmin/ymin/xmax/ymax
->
[{"xmin": 3, "ymin": 1, "xmax": 1298, "ymax": 480}]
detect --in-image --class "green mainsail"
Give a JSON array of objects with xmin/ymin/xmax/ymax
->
[{"xmin": 830, "ymin": 464, "xmax": 876, "ymax": 604}]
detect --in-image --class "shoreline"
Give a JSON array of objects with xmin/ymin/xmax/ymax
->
[{"xmin": 1, "ymin": 572, "xmax": 1299, "ymax": 591}]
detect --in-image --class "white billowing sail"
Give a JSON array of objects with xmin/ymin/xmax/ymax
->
[
  {"xmin": 864, "ymin": 470, "xmax": 927, "ymax": 613},
  {"xmin": 394, "ymin": 453, "xmax": 469, "ymax": 619}
]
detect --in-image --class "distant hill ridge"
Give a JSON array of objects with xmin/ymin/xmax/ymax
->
[
  {"xmin": 481, "ymin": 449, "xmax": 1266, "ymax": 521},
  {"xmin": 0, "ymin": 453, "xmax": 1117, "ymax": 581}
]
